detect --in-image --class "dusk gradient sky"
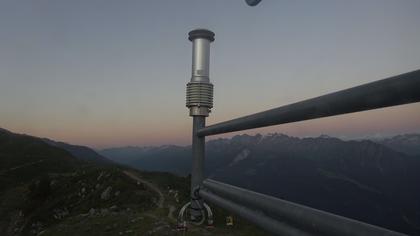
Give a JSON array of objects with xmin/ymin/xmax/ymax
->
[{"xmin": 1, "ymin": 0, "xmax": 420, "ymax": 148}]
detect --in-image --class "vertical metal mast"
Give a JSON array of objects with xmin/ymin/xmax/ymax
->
[{"xmin": 186, "ymin": 29, "xmax": 215, "ymax": 220}]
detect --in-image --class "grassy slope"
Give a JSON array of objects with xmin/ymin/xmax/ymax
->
[
  {"xmin": 0, "ymin": 129, "xmax": 267, "ymax": 235},
  {"xmin": 41, "ymin": 169, "xmax": 267, "ymax": 236},
  {"xmin": 0, "ymin": 131, "xmax": 79, "ymax": 192}
]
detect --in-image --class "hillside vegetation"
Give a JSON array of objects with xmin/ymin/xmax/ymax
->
[{"xmin": 0, "ymin": 128, "xmax": 265, "ymax": 236}]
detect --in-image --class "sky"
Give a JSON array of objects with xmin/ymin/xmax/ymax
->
[{"xmin": 0, "ymin": 0, "xmax": 419, "ymax": 149}]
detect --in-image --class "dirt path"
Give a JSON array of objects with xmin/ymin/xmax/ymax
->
[
  {"xmin": 168, "ymin": 205, "xmax": 176, "ymax": 221},
  {"xmin": 123, "ymin": 170, "xmax": 164, "ymax": 208},
  {"xmin": 0, "ymin": 159, "xmax": 45, "ymax": 174}
]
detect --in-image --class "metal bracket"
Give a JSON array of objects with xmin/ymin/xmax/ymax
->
[{"xmin": 178, "ymin": 186, "xmax": 213, "ymax": 227}]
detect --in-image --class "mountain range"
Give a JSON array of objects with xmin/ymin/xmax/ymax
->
[
  {"xmin": 42, "ymin": 138, "xmax": 112, "ymax": 165},
  {"xmin": 376, "ymin": 134, "xmax": 420, "ymax": 156},
  {"xmin": 0, "ymin": 128, "xmax": 264, "ymax": 236},
  {"xmin": 1, "ymin": 126, "xmax": 419, "ymax": 235},
  {"xmin": 100, "ymin": 133, "xmax": 420, "ymax": 235}
]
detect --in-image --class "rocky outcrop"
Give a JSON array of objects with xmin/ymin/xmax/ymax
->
[{"xmin": 101, "ymin": 186, "xmax": 113, "ymax": 200}]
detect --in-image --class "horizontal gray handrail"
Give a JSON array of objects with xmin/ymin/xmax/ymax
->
[
  {"xmin": 199, "ymin": 188, "xmax": 314, "ymax": 236},
  {"xmin": 198, "ymin": 69, "xmax": 420, "ymax": 137},
  {"xmin": 202, "ymin": 179, "xmax": 407, "ymax": 236}
]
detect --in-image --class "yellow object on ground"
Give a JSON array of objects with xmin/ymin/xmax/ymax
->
[{"xmin": 226, "ymin": 216, "xmax": 234, "ymax": 226}]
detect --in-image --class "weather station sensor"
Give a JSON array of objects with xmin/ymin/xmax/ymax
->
[{"xmin": 186, "ymin": 29, "xmax": 215, "ymax": 117}]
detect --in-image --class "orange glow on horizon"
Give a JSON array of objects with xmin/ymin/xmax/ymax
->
[{"xmin": 2, "ymin": 103, "xmax": 419, "ymax": 149}]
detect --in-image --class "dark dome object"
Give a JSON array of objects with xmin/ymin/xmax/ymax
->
[
  {"xmin": 245, "ymin": 0, "xmax": 262, "ymax": 6},
  {"xmin": 188, "ymin": 29, "xmax": 215, "ymax": 42}
]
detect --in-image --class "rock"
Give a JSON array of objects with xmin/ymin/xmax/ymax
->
[
  {"xmin": 110, "ymin": 205, "xmax": 118, "ymax": 211},
  {"xmin": 130, "ymin": 216, "xmax": 144, "ymax": 223},
  {"xmin": 89, "ymin": 208, "xmax": 96, "ymax": 215},
  {"xmin": 101, "ymin": 186, "xmax": 112, "ymax": 200},
  {"xmin": 101, "ymin": 208, "xmax": 110, "ymax": 215},
  {"xmin": 50, "ymin": 180, "xmax": 58, "ymax": 186},
  {"xmin": 81, "ymin": 187, "xmax": 86, "ymax": 193},
  {"xmin": 114, "ymin": 190, "xmax": 120, "ymax": 197},
  {"xmin": 97, "ymin": 171, "xmax": 105, "ymax": 181},
  {"xmin": 37, "ymin": 230, "xmax": 45, "ymax": 236}
]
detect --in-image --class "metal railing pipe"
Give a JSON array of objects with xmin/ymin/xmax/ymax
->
[
  {"xmin": 200, "ymin": 188, "xmax": 314, "ymax": 236},
  {"xmin": 202, "ymin": 179, "xmax": 406, "ymax": 236},
  {"xmin": 197, "ymin": 69, "xmax": 420, "ymax": 137}
]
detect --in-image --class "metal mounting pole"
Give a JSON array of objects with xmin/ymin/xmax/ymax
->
[{"xmin": 185, "ymin": 29, "xmax": 215, "ymax": 221}]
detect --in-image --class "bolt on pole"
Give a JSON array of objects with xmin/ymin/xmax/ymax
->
[{"xmin": 186, "ymin": 29, "xmax": 215, "ymax": 220}]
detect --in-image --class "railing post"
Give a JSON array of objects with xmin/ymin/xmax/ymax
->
[{"xmin": 186, "ymin": 29, "xmax": 215, "ymax": 220}]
